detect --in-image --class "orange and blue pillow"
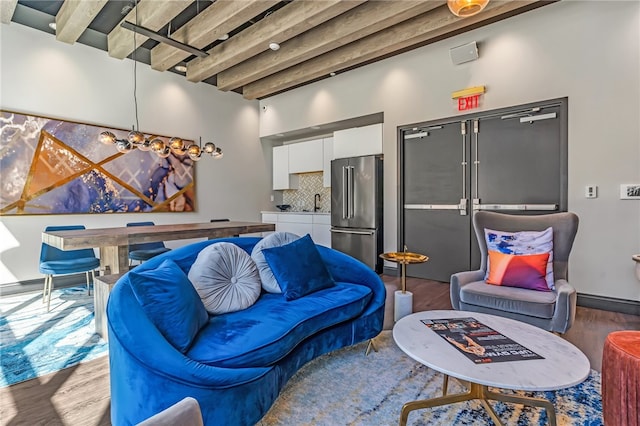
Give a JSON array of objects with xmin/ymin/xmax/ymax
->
[
  {"xmin": 486, "ymin": 251, "xmax": 551, "ymax": 292},
  {"xmin": 484, "ymin": 227, "xmax": 555, "ymax": 290}
]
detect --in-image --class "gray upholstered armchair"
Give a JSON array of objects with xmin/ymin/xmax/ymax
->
[{"xmin": 450, "ymin": 211, "xmax": 579, "ymax": 333}]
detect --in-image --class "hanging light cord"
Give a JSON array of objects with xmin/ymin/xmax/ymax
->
[{"xmin": 133, "ymin": 0, "xmax": 140, "ymax": 132}]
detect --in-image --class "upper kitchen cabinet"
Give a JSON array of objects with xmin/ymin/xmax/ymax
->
[
  {"xmin": 272, "ymin": 145, "xmax": 299, "ymax": 190},
  {"xmin": 288, "ymin": 139, "xmax": 323, "ymax": 173},
  {"xmin": 333, "ymin": 123, "xmax": 383, "ymax": 159},
  {"xmin": 323, "ymin": 137, "xmax": 333, "ymax": 187}
]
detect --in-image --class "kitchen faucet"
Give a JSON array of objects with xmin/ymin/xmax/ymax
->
[{"xmin": 314, "ymin": 193, "xmax": 321, "ymax": 212}]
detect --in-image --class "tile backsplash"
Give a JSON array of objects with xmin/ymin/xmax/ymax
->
[{"xmin": 283, "ymin": 172, "xmax": 331, "ymax": 212}]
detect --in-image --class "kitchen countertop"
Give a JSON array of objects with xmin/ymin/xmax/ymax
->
[{"xmin": 261, "ymin": 211, "xmax": 330, "ymax": 215}]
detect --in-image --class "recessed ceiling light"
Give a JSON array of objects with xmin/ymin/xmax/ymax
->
[
  {"xmin": 174, "ymin": 64, "xmax": 187, "ymax": 73},
  {"xmin": 311, "ymin": 126, "xmax": 321, "ymax": 130},
  {"xmin": 48, "ymin": 22, "xmax": 57, "ymax": 31},
  {"xmin": 329, "ymin": 72, "xmax": 336, "ymax": 77},
  {"xmin": 268, "ymin": 42, "xmax": 280, "ymax": 51},
  {"xmin": 276, "ymin": 133, "xmax": 285, "ymax": 137},
  {"xmin": 218, "ymin": 33, "xmax": 229, "ymax": 41}
]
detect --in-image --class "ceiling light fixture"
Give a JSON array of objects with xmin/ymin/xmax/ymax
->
[
  {"xmin": 218, "ymin": 33, "xmax": 230, "ymax": 41},
  {"xmin": 329, "ymin": 72, "xmax": 336, "ymax": 77},
  {"xmin": 99, "ymin": 0, "xmax": 222, "ymax": 161},
  {"xmin": 48, "ymin": 22, "xmax": 56, "ymax": 31},
  {"xmin": 447, "ymin": 0, "xmax": 489, "ymax": 17},
  {"xmin": 269, "ymin": 42, "xmax": 280, "ymax": 51},
  {"xmin": 174, "ymin": 64, "xmax": 187, "ymax": 73}
]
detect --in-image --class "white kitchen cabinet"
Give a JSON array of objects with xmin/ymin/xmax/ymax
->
[
  {"xmin": 322, "ymin": 137, "xmax": 333, "ymax": 187},
  {"xmin": 311, "ymin": 214, "xmax": 331, "ymax": 247},
  {"xmin": 288, "ymin": 139, "xmax": 323, "ymax": 173},
  {"xmin": 261, "ymin": 213, "xmax": 331, "ymax": 247},
  {"xmin": 333, "ymin": 123, "xmax": 383, "ymax": 159},
  {"xmin": 272, "ymin": 145, "xmax": 299, "ymax": 190},
  {"xmin": 274, "ymin": 213, "xmax": 313, "ymax": 236}
]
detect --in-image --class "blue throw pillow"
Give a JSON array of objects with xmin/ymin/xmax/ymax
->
[
  {"xmin": 262, "ymin": 234, "xmax": 335, "ymax": 301},
  {"xmin": 128, "ymin": 259, "xmax": 208, "ymax": 353}
]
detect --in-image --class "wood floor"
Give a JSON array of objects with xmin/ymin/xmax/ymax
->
[{"xmin": 1, "ymin": 275, "xmax": 638, "ymax": 426}]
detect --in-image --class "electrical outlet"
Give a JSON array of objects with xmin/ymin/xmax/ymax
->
[
  {"xmin": 270, "ymin": 194, "xmax": 274, "ymax": 202},
  {"xmin": 585, "ymin": 185, "xmax": 597, "ymax": 199}
]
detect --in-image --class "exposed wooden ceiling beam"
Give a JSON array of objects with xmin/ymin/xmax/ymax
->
[
  {"xmin": 242, "ymin": 1, "xmax": 541, "ymax": 100},
  {"xmin": 108, "ymin": 0, "xmax": 192, "ymax": 60},
  {"xmin": 55, "ymin": 0, "xmax": 109, "ymax": 44},
  {"xmin": 186, "ymin": 0, "xmax": 366, "ymax": 83},
  {"xmin": 150, "ymin": 0, "xmax": 279, "ymax": 72},
  {"xmin": 0, "ymin": 0, "xmax": 17, "ymax": 24},
  {"xmin": 217, "ymin": 0, "xmax": 445, "ymax": 91}
]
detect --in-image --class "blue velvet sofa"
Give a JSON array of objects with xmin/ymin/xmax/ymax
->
[{"xmin": 107, "ymin": 237, "xmax": 385, "ymax": 425}]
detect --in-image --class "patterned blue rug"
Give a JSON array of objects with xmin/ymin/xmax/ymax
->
[
  {"xmin": 258, "ymin": 331, "xmax": 603, "ymax": 425},
  {"xmin": 0, "ymin": 286, "xmax": 108, "ymax": 387}
]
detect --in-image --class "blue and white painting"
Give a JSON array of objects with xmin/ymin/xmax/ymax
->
[{"xmin": 0, "ymin": 110, "xmax": 195, "ymax": 215}]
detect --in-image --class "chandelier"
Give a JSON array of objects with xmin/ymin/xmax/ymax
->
[
  {"xmin": 98, "ymin": 0, "xmax": 222, "ymax": 162},
  {"xmin": 447, "ymin": 0, "xmax": 489, "ymax": 17}
]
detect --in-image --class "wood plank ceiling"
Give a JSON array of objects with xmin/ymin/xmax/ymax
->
[{"xmin": 6, "ymin": 0, "xmax": 555, "ymax": 100}]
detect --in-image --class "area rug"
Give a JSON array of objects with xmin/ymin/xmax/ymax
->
[
  {"xmin": 258, "ymin": 331, "xmax": 603, "ymax": 426},
  {"xmin": 0, "ymin": 286, "xmax": 108, "ymax": 387}
]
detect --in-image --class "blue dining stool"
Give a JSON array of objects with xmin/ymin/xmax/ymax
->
[
  {"xmin": 126, "ymin": 221, "xmax": 171, "ymax": 265},
  {"xmin": 39, "ymin": 225, "xmax": 101, "ymax": 312}
]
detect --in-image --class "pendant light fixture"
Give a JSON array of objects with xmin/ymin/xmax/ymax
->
[
  {"xmin": 447, "ymin": 0, "xmax": 489, "ymax": 18},
  {"xmin": 98, "ymin": 0, "xmax": 222, "ymax": 161}
]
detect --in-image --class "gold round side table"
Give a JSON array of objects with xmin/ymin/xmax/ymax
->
[{"xmin": 380, "ymin": 249, "xmax": 428, "ymax": 322}]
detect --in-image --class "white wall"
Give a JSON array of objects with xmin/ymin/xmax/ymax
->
[
  {"xmin": 0, "ymin": 22, "xmax": 272, "ymax": 285},
  {"xmin": 259, "ymin": 1, "xmax": 640, "ymax": 301}
]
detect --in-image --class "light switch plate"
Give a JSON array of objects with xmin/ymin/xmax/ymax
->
[{"xmin": 585, "ymin": 185, "xmax": 597, "ymax": 199}]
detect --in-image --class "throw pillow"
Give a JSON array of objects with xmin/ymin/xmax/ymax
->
[
  {"xmin": 188, "ymin": 242, "xmax": 262, "ymax": 315},
  {"xmin": 128, "ymin": 259, "xmax": 208, "ymax": 353},
  {"xmin": 262, "ymin": 234, "xmax": 335, "ymax": 301},
  {"xmin": 486, "ymin": 250, "xmax": 551, "ymax": 292},
  {"xmin": 251, "ymin": 231, "xmax": 301, "ymax": 293},
  {"xmin": 484, "ymin": 227, "xmax": 555, "ymax": 290}
]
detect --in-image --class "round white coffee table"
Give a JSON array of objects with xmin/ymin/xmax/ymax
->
[{"xmin": 393, "ymin": 310, "xmax": 590, "ymax": 426}]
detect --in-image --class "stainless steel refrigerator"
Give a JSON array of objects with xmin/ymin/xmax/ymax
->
[{"xmin": 331, "ymin": 155, "xmax": 383, "ymax": 273}]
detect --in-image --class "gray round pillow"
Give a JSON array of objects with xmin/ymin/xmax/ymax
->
[
  {"xmin": 251, "ymin": 232, "xmax": 301, "ymax": 293},
  {"xmin": 188, "ymin": 242, "xmax": 261, "ymax": 315}
]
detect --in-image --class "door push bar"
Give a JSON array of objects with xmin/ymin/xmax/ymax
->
[
  {"xmin": 472, "ymin": 200, "xmax": 558, "ymax": 211},
  {"xmin": 404, "ymin": 199, "xmax": 468, "ymax": 215}
]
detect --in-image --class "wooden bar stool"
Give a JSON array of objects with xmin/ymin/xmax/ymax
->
[{"xmin": 602, "ymin": 331, "xmax": 640, "ymax": 426}]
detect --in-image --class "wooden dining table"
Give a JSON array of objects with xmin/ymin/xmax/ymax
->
[{"xmin": 42, "ymin": 221, "xmax": 275, "ymax": 274}]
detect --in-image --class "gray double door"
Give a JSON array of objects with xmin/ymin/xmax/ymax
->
[{"xmin": 400, "ymin": 99, "xmax": 567, "ymax": 282}]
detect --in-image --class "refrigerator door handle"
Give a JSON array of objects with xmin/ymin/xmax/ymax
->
[
  {"xmin": 342, "ymin": 166, "xmax": 348, "ymax": 219},
  {"xmin": 348, "ymin": 166, "xmax": 355, "ymax": 219},
  {"xmin": 331, "ymin": 229, "xmax": 375, "ymax": 236}
]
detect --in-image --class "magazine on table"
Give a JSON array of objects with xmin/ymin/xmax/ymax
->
[{"xmin": 421, "ymin": 317, "xmax": 544, "ymax": 364}]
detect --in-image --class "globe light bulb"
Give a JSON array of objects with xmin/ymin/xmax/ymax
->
[
  {"xmin": 203, "ymin": 142, "xmax": 216, "ymax": 154},
  {"xmin": 150, "ymin": 138, "xmax": 165, "ymax": 153},
  {"xmin": 187, "ymin": 144, "xmax": 202, "ymax": 161},
  {"xmin": 447, "ymin": 0, "xmax": 489, "ymax": 17},
  {"xmin": 169, "ymin": 137, "xmax": 184, "ymax": 152},
  {"xmin": 128, "ymin": 130, "xmax": 145, "ymax": 144},
  {"xmin": 212, "ymin": 147, "xmax": 223, "ymax": 159},
  {"xmin": 99, "ymin": 131, "xmax": 116, "ymax": 145}
]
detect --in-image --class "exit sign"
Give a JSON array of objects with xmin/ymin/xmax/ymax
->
[
  {"xmin": 458, "ymin": 94, "xmax": 480, "ymax": 111},
  {"xmin": 451, "ymin": 86, "xmax": 485, "ymax": 111}
]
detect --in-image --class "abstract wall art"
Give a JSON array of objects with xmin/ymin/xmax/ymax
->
[{"xmin": 0, "ymin": 110, "xmax": 196, "ymax": 215}]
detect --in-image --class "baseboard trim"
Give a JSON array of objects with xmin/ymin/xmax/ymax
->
[
  {"xmin": 382, "ymin": 266, "xmax": 398, "ymax": 276},
  {"xmin": 0, "ymin": 274, "xmax": 88, "ymax": 297},
  {"xmin": 577, "ymin": 293, "xmax": 640, "ymax": 316}
]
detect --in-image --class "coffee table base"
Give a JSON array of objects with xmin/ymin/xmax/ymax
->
[{"xmin": 399, "ymin": 375, "xmax": 557, "ymax": 426}]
